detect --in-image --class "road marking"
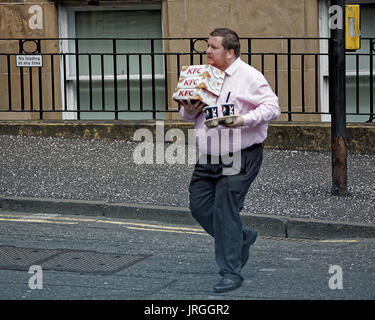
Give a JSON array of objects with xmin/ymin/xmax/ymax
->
[
  {"xmin": 0, "ymin": 213, "xmax": 206, "ymax": 235},
  {"xmin": 0, "ymin": 213, "xmax": 204, "ymax": 231},
  {"xmin": 30, "ymin": 213, "xmax": 60, "ymax": 218},
  {"xmin": 284, "ymin": 257, "xmax": 301, "ymax": 261},
  {"xmin": 103, "ymin": 221, "xmax": 205, "ymax": 232},
  {"xmin": 259, "ymin": 235, "xmax": 358, "ymax": 243},
  {"xmin": 258, "ymin": 235, "xmax": 316, "ymax": 242},
  {"xmin": 259, "ymin": 268, "xmax": 276, "ymax": 272},
  {"xmin": 0, "ymin": 217, "xmax": 77, "ymax": 225},
  {"xmin": 125, "ymin": 226, "xmax": 208, "ymax": 236},
  {"xmin": 35, "ymin": 216, "xmax": 99, "ymax": 223},
  {"xmin": 319, "ymin": 239, "xmax": 357, "ymax": 243},
  {"xmin": 0, "ymin": 213, "xmax": 359, "ymax": 243},
  {"xmin": 0, "ymin": 213, "xmax": 99, "ymax": 223}
]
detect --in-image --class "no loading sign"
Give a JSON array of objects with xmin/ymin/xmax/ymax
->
[{"xmin": 16, "ymin": 55, "xmax": 43, "ymax": 67}]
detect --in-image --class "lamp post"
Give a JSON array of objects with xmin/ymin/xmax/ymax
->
[{"xmin": 329, "ymin": 0, "xmax": 348, "ymax": 196}]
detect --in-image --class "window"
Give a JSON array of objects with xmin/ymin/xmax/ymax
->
[
  {"xmin": 345, "ymin": 4, "xmax": 375, "ymax": 122},
  {"xmin": 319, "ymin": 1, "xmax": 375, "ymax": 122},
  {"xmin": 58, "ymin": 4, "xmax": 165, "ymax": 120}
]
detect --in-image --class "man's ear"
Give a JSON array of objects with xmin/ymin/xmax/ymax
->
[{"xmin": 226, "ymin": 48, "xmax": 235, "ymax": 59}]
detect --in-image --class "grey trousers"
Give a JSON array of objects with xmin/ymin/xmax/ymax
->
[{"xmin": 188, "ymin": 144, "xmax": 263, "ymax": 281}]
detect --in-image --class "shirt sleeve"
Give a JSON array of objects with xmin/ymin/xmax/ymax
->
[
  {"xmin": 241, "ymin": 76, "xmax": 281, "ymax": 127},
  {"xmin": 179, "ymin": 106, "xmax": 200, "ymax": 122}
]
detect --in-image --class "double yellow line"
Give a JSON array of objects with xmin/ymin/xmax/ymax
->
[
  {"xmin": 0, "ymin": 216, "xmax": 77, "ymax": 225},
  {"xmin": 107, "ymin": 221, "xmax": 208, "ymax": 236},
  {"xmin": 0, "ymin": 213, "xmax": 208, "ymax": 236},
  {"xmin": 0, "ymin": 213, "xmax": 357, "ymax": 242}
]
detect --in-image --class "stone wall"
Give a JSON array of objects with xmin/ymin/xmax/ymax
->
[{"xmin": 0, "ymin": 0, "xmax": 322, "ymax": 121}]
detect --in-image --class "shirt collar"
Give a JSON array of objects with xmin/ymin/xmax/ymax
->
[{"xmin": 224, "ymin": 57, "xmax": 242, "ymax": 76}]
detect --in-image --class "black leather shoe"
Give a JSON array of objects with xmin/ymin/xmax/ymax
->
[
  {"xmin": 213, "ymin": 277, "xmax": 242, "ymax": 293},
  {"xmin": 241, "ymin": 229, "xmax": 257, "ymax": 268}
]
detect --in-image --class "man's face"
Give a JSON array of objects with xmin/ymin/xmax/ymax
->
[{"xmin": 206, "ymin": 36, "xmax": 230, "ymax": 71}]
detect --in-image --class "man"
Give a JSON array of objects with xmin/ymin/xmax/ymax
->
[{"xmin": 179, "ymin": 28, "xmax": 280, "ymax": 293}]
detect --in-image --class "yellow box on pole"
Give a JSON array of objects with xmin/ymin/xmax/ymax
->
[{"xmin": 346, "ymin": 5, "xmax": 360, "ymax": 51}]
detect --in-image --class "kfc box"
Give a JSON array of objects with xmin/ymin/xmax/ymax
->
[
  {"xmin": 172, "ymin": 64, "xmax": 224, "ymax": 106},
  {"xmin": 177, "ymin": 76, "xmax": 222, "ymax": 96},
  {"xmin": 172, "ymin": 88, "xmax": 217, "ymax": 106},
  {"xmin": 179, "ymin": 65, "xmax": 225, "ymax": 82}
]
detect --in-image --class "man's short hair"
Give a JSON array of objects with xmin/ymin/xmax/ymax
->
[{"xmin": 209, "ymin": 28, "xmax": 240, "ymax": 58}]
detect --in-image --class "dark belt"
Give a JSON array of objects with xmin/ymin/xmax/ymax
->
[
  {"xmin": 203, "ymin": 143, "xmax": 263, "ymax": 160},
  {"xmin": 226, "ymin": 143, "xmax": 262, "ymax": 157},
  {"xmin": 242, "ymin": 143, "xmax": 263, "ymax": 152}
]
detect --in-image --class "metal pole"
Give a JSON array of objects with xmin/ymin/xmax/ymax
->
[{"xmin": 329, "ymin": 0, "xmax": 348, "ymax": 196}]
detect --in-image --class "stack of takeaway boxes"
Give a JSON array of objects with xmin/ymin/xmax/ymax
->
[{"xmin": 172, "ymin": 65, "xmax": 236, "ymax": 127}]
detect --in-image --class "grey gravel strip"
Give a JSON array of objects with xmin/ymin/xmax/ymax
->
[{"xmin": 0, "ymin": 134, "xmax": 374, "ymax": 226}]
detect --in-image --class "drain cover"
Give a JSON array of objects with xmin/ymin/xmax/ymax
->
[
  {"xmin": 0, "ymin": 245, "xmax": 149, "ymax": 275},
  {"xmin": 0, "ymin": 246, "xmax": 63, "ymax": 271},
  {"xmin": 40, "ymin": 250, "xmax": 149, "ymax": 275}
]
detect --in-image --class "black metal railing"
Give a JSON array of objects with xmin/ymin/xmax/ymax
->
[
  {"xmin": 0, "ymin": 37, "xmax": 374, "ymax": 122},
  {"xmin": 346, "ymin": 38, "xmax": 375, "ymax": 122}
]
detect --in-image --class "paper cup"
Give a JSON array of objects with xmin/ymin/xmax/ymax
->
[
  {"xmin": 203, "ymin": 105, "xmax": 219, "ymax": 120},
  {"xmin": 221, "ymin": 103, "xmax": 235, "ymax": 117}
]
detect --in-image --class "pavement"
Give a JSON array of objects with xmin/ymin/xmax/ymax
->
[{"xmin": 0, "ymin": 134, "xmax": 374, "ymax": 240}]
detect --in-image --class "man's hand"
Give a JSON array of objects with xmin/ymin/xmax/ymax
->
[
  {"xmin": 222, "ymin": 115, "xmax": 244, "ymax": 128},
  {"xmin": 179, "ymin": 99, "xmax": 206, "ymax": 118}
]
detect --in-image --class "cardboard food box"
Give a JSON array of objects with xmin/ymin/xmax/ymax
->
[{"xmin": 172, "ymin": 65, "xmax": 224, "ymax": 105}]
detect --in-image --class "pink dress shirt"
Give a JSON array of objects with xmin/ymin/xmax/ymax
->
[{"xmin": 179, "ymin": 57, "xmax": 280, "ymax": 156}]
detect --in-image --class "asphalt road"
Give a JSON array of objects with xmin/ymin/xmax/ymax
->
[{"xmin": 0, "ymin": 210, "xmax": 374, "ymax": 302}]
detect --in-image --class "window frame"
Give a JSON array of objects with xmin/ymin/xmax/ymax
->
[
  {"xmin": 319, "ymin": 0, "xmax": 375, "ymax": 122},
  {"xmin": 57, "ymin": 3, "xmax": 164, "ymax": 120}
]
